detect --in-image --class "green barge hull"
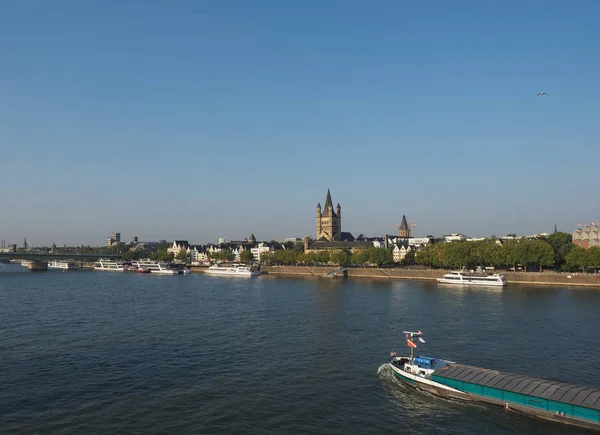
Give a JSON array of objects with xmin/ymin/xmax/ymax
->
[{"xmin": 431, "ymin": 364, "xmax": 600, "ymax": 430}]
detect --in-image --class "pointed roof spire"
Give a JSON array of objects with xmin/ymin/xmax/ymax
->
[
  {"xmin": 324, "ymin": 188, "xmax": 333, "ymax": 209},
  {"xmin": 554, "ymin": 222, "xmax": 557, "ymax": 233},
  {"xmin": 399, "ymin": 215, "xmax": 409, "ymax": 230}
]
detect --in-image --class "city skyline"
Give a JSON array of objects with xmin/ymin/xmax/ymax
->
[
  {"xmin": 2, "ymin": 1, "xmax": 599, "ymax": 245},
  {"xmin": 0, "ymin": 198, "xmax": 581, "ymax": 248}
]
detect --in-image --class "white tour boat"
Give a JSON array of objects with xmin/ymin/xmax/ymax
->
[
  {"xmin": 48, "ymin": 260, "xmax": 79, "ymax": 270},
  {"xmin": 134, "ymin": 260, "xmax": 178, "ymax": 275},
  {"xmin": 204, "ymin": 263, "xmax": 260, "ymax": 277},
  {"xmin": 93, "ymin": 259, "xmax": 126, "ymax": 271},
  {"xmin": 437, "ymin": 268, "xmax": 507, "ymax": 287}
]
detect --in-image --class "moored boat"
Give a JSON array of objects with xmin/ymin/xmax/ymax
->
[
  {"xmin": 133, "ymin": 259, "xmax": 178, "ymax": 275},
  {"xmin": 93, "ymin": 259, "xmax": 125, "ymax": 271},
  {"xmin": 437, "ymin": 268, "xmax": 507, "ymax": 287},
  {"xmin": 48, "ymin": 260, "xmax": 79, "ymax": 270},
  {"xmin": 388, "ymin": 331, "xmax": 600, "ymax": 430},
  {"xmin": 204, "ymin": 263, "xmax": 260, "ymax": 277}
]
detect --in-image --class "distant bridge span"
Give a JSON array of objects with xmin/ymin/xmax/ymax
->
[{"xmin": 0, "ymin": 252, "xmax": 123, "ymax": 261}]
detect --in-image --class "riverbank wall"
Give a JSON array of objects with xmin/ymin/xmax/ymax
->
[{"xmin": 260, "ymin": 266, "xmax": 600, "ymax": 287}]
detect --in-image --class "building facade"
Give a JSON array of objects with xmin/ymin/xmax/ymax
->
[
  {"xmin": 106, "ymin": 232, "xmax": 121, "ymax": 247},
  {"xmin": 316, "ymin": 189, "xmax": 342, "ymax": 241},
  {"xmin": 168, "ymin": 240, "xmax": 190, "ymax": 257},
  {"xmin": 445, "ymin": 233, "xmax": 467, "ymax": 242},
  {"xmin": 573, "ymin": 223, "xmax": 600, "ymax": 249}
]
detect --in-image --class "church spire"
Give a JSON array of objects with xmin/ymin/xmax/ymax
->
[
  {"xmin": 398, "ymin": 215, "xmax": 411, "ymax": 238},
  {"xmin": 399, "ymin": 215, "xmax": 409, "ymax": 231},
  {"xmin": 324, "ymin": 188, "xmax": 333, "ymax": 209}
]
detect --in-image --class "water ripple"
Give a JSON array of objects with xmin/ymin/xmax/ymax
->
[{"xmin": 1, "ymin": 268, "xmax": 599, "ymax": 434}]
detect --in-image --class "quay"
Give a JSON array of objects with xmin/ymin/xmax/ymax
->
[{"xmin": 261, "ymin": 266, "xmax": 600, "ymax": 288}]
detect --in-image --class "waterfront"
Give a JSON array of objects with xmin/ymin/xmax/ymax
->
[{"xmin": 1, "ymin": 264, "xmax": 600, "ymax": 434}]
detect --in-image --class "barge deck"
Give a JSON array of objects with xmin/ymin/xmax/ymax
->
[{"xmin": 431, "ymin": 363, "xmax": 600, "ymax": 429}]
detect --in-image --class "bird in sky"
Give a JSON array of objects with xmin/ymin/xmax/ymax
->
[{"xmin": 536, "ymin": 92, "xmax": 548, "ymax": 97}]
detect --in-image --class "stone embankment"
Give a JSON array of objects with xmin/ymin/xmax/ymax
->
[{"xmin": 261, "ymin": 266, "xmax": 600, "ymax": 288}]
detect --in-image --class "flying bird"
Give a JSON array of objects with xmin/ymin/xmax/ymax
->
[{"xmin": 536, "ymin": 92, "xmax": 548, "ymax": 97}]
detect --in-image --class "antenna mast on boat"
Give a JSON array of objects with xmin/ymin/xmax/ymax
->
[{"xmin": 403, "ymin": 330, "xmax": 423, "ymax": 361}]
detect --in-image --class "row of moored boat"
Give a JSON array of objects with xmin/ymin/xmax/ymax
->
[{"xmin": 93, "ymin": 259, "xmax": 190, "ymax": 275}]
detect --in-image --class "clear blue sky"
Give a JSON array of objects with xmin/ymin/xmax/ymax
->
[{"xmin": 2, "ymin": 0, "xmax": 599, "ymax": 246}]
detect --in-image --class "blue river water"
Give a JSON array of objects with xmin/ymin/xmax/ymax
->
[{"xmin": 1, "ymin": 264, "xmax": 599, "ymax": 434}]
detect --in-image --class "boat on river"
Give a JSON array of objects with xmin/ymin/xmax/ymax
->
[
  {"xmin": 48, "ymin": 260, "xmax": 79, "ymax": 270},
  {"xmin": 133, "ymin": 260, "xmax": 178, "ymax": 275},
  {"xmin": 93, "ymin": 259, "xmax": 125, "ymax": 271},
  {"xmin": 205, "ymin": 263, "xmax": 260, "ymax": 277},
  {"xmin": 437, "ymin": 268, "xmax": 507, "ymax": 287},
  {"xmin": 388, "ymin": 331, "xmax": 600, "ymax": 430}
]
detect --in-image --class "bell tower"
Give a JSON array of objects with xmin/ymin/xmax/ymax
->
[
  {"xmin": 316, "ymin": 189, "xmax": 342, "ymax": 241},
  {"xmin": 398, "ymin": 215, "xmax": 411, "ymax": 238}
]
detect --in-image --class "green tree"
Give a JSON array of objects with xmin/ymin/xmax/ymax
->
[
  {"xmin": 503, "ymin": 240, "xmax": 521, "ymax": 270},
  {"xmin": 330, "ymin": 249, "xmax": 351, "ymax": 266},
  {"xmin": 157, "ymin": 240, "xmax": 170, "ymax": 251},
  {"xmin": 239, "ymin": 250, "xmax": 255, "ymax": 263},
  {"xmin": 221, "ymin": 250, "xmax": 235, "ymax": 262},
  {"xmin": 415, "ymin": 244, "xmax": 436, "ymax": 267},
  {"xmin": 586, "ymin": 246, "xmax": 600, "ymax": 272},
  {"xmin": 351, "ymin": 249, "xmax": 370, "ymax": 267},
  {"xmin": 153, "ymin": 249, "xmax": 174, "ymax": 262},
  {"xmin": 314, "ymin": 250, "xmax": 331, "ymax": 265},
  {"xmin": 546, "ymin": 232, "xmax": 574, "ymax": 267},
  {"xmin": 482, "ymin": 240, "xmax": 504, "ymax": 267},
  {"xmin": 176, "ymin": 249, "xmax": 190, "ymax": 263},
  {"xmin": 402, "ymin": 250, "xmax": 416, "ymax": 266},
  {"xmin": 566, "ymin": 246, "xmax": 587, "ymax": 272},
  {"xmin": 513, "ymin": 239, "xmax": 555, "ymax": 272},
  {"xmin": 531, "ymin": 239, "xmax": 555, "ymax": 272},
  {"xmin": 260, "ymin": 251, "xmax": 273, "ymax": 265},
  {"xmin": 367, "ymin": 247, "xmax": 392, "ymax": 267},
  {"xmin": 122, "ymin": 250, "xmax": 141, "ymax": 261}
]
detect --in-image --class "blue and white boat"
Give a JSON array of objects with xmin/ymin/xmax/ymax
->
[{"xmin": 389, "ymin": 331, "xmax": 600, "ymax": 431}]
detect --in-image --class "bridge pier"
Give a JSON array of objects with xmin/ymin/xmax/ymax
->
[{"xmin": 28, "ymin": 260, "xmax": 48, "ymax": 271}]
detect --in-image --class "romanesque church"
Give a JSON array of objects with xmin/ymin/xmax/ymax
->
[{"xmin": 315, "ymin": 189, "xmax": 356, "ymax": 243}]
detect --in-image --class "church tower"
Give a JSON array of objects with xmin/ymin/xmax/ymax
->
[
  {"xmin": 316, "ymin": 189, "xmax": 342, "ymax": 241},
  {"xmin": 398, "ymin": 215, "xmax": 411, "ymax": 238}
]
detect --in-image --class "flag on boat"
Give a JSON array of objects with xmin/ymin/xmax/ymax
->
[
  {"xmin": 418, "ymin": 337, "xmax": 426, "ymax": 344},
  {"xmin": 407, "ymin": 339, "xmax": 417, "ymax": 348}
]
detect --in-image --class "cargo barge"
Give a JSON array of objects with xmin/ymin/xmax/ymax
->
[{"xmin": 389, "ymin": 331, "xmax": 600, "ymax": 431}]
